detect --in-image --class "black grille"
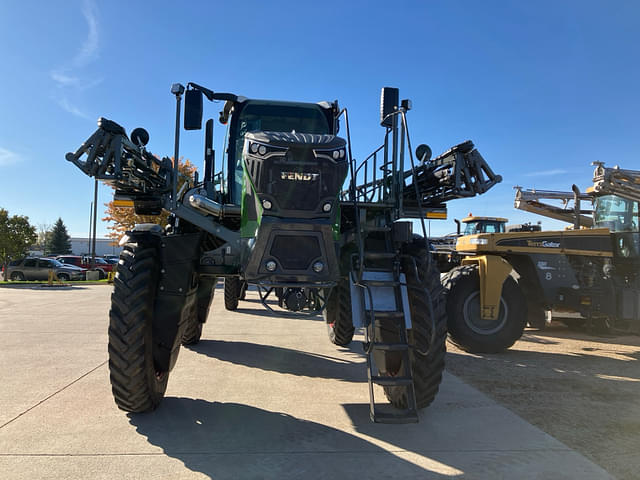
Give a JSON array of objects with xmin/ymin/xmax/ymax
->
[
  {"xmin": 270, "ymin": 235, "xmax": 321, "ymax": 270},
  {"xmin": 273, "ymin": 166, "xmax": 322, "ymax": 211}
]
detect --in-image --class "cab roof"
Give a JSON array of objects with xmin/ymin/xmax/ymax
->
[{"xmin": 461, "ymin": 216, "xmax": 508, "ymax": 223}]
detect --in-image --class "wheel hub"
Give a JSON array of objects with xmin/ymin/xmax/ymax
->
[{"xmin": 463, "ymin": 291, "xmax": 508, "ymax": 335}]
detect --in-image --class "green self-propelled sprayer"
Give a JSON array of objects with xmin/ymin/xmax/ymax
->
[{"xmin": 66, "ymin": 83, "xmax": 500, "ymax": 422}]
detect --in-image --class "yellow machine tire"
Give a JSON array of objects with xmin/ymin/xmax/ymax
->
[{"xmin": 443, "ymin": 264, "xmax": 526, "ymax": 353}]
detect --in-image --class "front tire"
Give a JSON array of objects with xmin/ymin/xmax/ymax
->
[
  {"xmin": 382, "ymin": 242, "xmax": 447, "ymax": 409},
  {"xmin": 324, "ymin": 278, "xmax": 355, "ymax": 346},
  {"xmin": 108, "ymin": 241, "xmax": 167, "ymax": 412},
  {"xmin": 443, "ymin": 264, "xmax": 526, "ymax": 353}
]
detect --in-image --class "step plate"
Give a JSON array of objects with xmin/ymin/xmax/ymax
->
[{"xmin": 350, "ymin": 271, "xmax": 411, "ymax": 329}]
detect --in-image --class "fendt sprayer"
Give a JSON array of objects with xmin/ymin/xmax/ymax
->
[
  {"xmin": 66, "ymin": 83, "xmax": 500, "ymax": 422},
  {"xmin": 442, "ymin": 162, "xmax": 640, "ymax": 354}
]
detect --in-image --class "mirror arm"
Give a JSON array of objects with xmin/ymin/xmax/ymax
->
[{"xmin": 187, "ymin": 82, "xmax": 215, "ymax": 101}]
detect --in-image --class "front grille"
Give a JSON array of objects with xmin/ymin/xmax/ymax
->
[
  {"xmin": 273, "ymin": 168, "xmax": 322, "ymax": 211},
  {"xmin": 270, "ymin": 235, "xmax": 321, "ymax": 270}
]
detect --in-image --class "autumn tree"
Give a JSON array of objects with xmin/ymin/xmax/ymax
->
[
  {"xmin": 45, "ymin": 218, "xmax": 72, "ymax": 255},
  {"xmin": 102, "ymin": 158, "xmax": 198, "ymax": 242},
  {"xmin": 0, "ymin": 208, "xmax": 37, "ymax": 280}
]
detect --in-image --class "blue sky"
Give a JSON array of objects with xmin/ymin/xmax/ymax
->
[{"xmin": 1, "ymin": 0, "xmax": 639, "ymax": 238}]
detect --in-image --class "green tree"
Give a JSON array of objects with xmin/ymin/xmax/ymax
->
[
  {"xmin": 45, "ymin": 218, "xmax": 72, "ymax": 255},
  {"xmin": 0, "ymin": 208, "xmax": 37, "ymax": 281}
]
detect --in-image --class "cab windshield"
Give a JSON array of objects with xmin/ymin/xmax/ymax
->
[
  {"xmin": 594, "ymin": 195, "xmax": 638, "ymax": 232},
  {"xmin": 463, "ymin": 221, "xmax": 505, "ymax": 235},
  {"xmin": 236, "ymin": 103, "xmax": 330, "ymax": 136}
]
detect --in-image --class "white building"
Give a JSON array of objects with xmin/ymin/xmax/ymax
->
[{"xmin": 71, "ymin": 237, "xmax": 122, "ymax": 257}]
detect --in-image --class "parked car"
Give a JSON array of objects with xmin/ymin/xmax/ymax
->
[
  {"xmin": 6, "ymin": 257, "xmax": 86, "ymax": 281},
  {"xmin": 56, "ymin": 255, "xmax": 114, "ymax": 279},
  {"xmin": 103, "ymin": 254, "xmax": 119, "ymax": 264}
]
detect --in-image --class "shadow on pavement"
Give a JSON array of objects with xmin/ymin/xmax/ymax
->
[
  {"xmin": 128, "ymin": 398, "xmax": 459, "ymax": 479},
  {"xmin": 187, "ymin": 339, "xmax": 366, "ymax": 382}
]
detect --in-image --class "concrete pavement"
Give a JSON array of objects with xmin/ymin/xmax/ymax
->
[{"xmin": 0, "ymin": 285, "xmax": 613, "ymax": 479}]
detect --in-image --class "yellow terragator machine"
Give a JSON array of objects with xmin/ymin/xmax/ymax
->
[{"xmin": 442, "ymin": 162, "xmax": 640, "ymax": 353}]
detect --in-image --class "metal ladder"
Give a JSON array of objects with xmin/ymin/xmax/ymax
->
[{"xmin": 356, "ymin": 220, "xmax": 418, "ymax": 423}]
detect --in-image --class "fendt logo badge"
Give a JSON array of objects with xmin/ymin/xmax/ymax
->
[{"xmin": 281, "ymin": 172, "xmax": 320, "ymax": 182}]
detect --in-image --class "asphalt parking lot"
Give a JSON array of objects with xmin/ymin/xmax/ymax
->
[{"xmin": 0, "ymin": 285, "xmax": 613, "ymax": 479}]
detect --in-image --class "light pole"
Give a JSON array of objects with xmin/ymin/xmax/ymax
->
[{"xmin": 91, "ymin": 178, "xmax": 98, "ymax": 268}]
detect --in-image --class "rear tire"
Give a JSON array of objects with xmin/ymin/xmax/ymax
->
[
  {"xmin": 382, "ymin": 242, "xmax": 447, "ymax": 409},
  {"xmin": 181, "ymin": 302, "xmax": 203, "ymax": 345},
  {"xmin": 108, "ymin": 241, "xmax": 168, "ymax": 412},
  {"xmin": 324, "ymin": 278, "xmax": 355, "ymax": 346},
  {"xmin": 443, "ymin": 264, "xmax": 526, "ymax": 353},
  {"xmin": 10, "ymin": 272, "xmax": 24, "ymax": 281},
  {"xmin": 224, "ymin": 277, "xmax": 241, "ymax": 311},
  {"xmin": 182, "ymin": 278, "xmax": 216, "ymax": 346}
]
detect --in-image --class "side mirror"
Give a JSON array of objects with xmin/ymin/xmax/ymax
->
[
  {"xmin": 184, "ymin": 89, "xmax": 203, "ymax": 130},
  {"xmin": 380, "ymin": 87, "xmax": 399, "ymax": 127}
]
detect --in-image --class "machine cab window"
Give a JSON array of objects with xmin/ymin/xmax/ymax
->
[{"xmin": 594, "ymin": 195, "xmax": 639, "ymax": 232}]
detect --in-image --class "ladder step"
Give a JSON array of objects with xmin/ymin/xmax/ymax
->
[
  {"xmin": 361, "ymin": 280, "xmax": 401, "ymax": 287},
  {"xmin": 369, "ymin": 310, "xmax": 404, "ymax": 319},
  {"xmin": 370, "ymin": 376, "xmax": 414, "ymax": 386},
  {"xmin": 363, "ymin": 252, "xmax": 397, "ymax": 260},
  {"xmin": 372, "ymin": 410, "xmax": 419, "ymax": 424},
  {"xmin": 371, "ymin": 342, "xmax": 409, "ymax": 352}
]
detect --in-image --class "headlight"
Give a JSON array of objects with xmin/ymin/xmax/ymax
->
[
  {"xmin": 469, "ymin": 238, "xmax": 489, "ymax": 245},
  {"xmin": 247, "ymin": 141, "xmax": 287, "ymax": 157},
  {"xmin": 314, "ymin": 147, "xmax": 346, "ymax": 162}
]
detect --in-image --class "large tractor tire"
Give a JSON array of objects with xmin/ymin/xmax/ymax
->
[
  {"xmin": 181, "ymin": 301, "xmax": 203, "ymax": 346},
  {"xmin": 380, "ymin": 242, "xmax": 447, "ymax": 409},
  {"xmin": 324, "ymin": 278, "xmax": 355, "ymax": 346},
  {"xmin": 443, "ymin": 264, "xmax": 526, "ymax": 353},
  {"xmin": 224, "ymin": 277, "xmax": 241, "ymax": 311},
  {"xmin": 107, "ymin": 240, "xmax": 167, "ymax": 412},
  {"xmin": 182, "ymin": 277, "xmax": 217, "ymax": 346}
]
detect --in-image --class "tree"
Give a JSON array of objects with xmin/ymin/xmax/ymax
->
[
  {"xmin": 102, "ymin": 158, "xmax": 197, "ymax": 242},
  {"xmin": 36, "ymin": 222, "xmax": 52, "ymax": 252},
  {"xmin": 45, "ymin": 218, "xmax": 72, "ymax": 255},
  {"xmin": 0, "ymin": 208, "xmax": 37, "ymax": 281}
]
